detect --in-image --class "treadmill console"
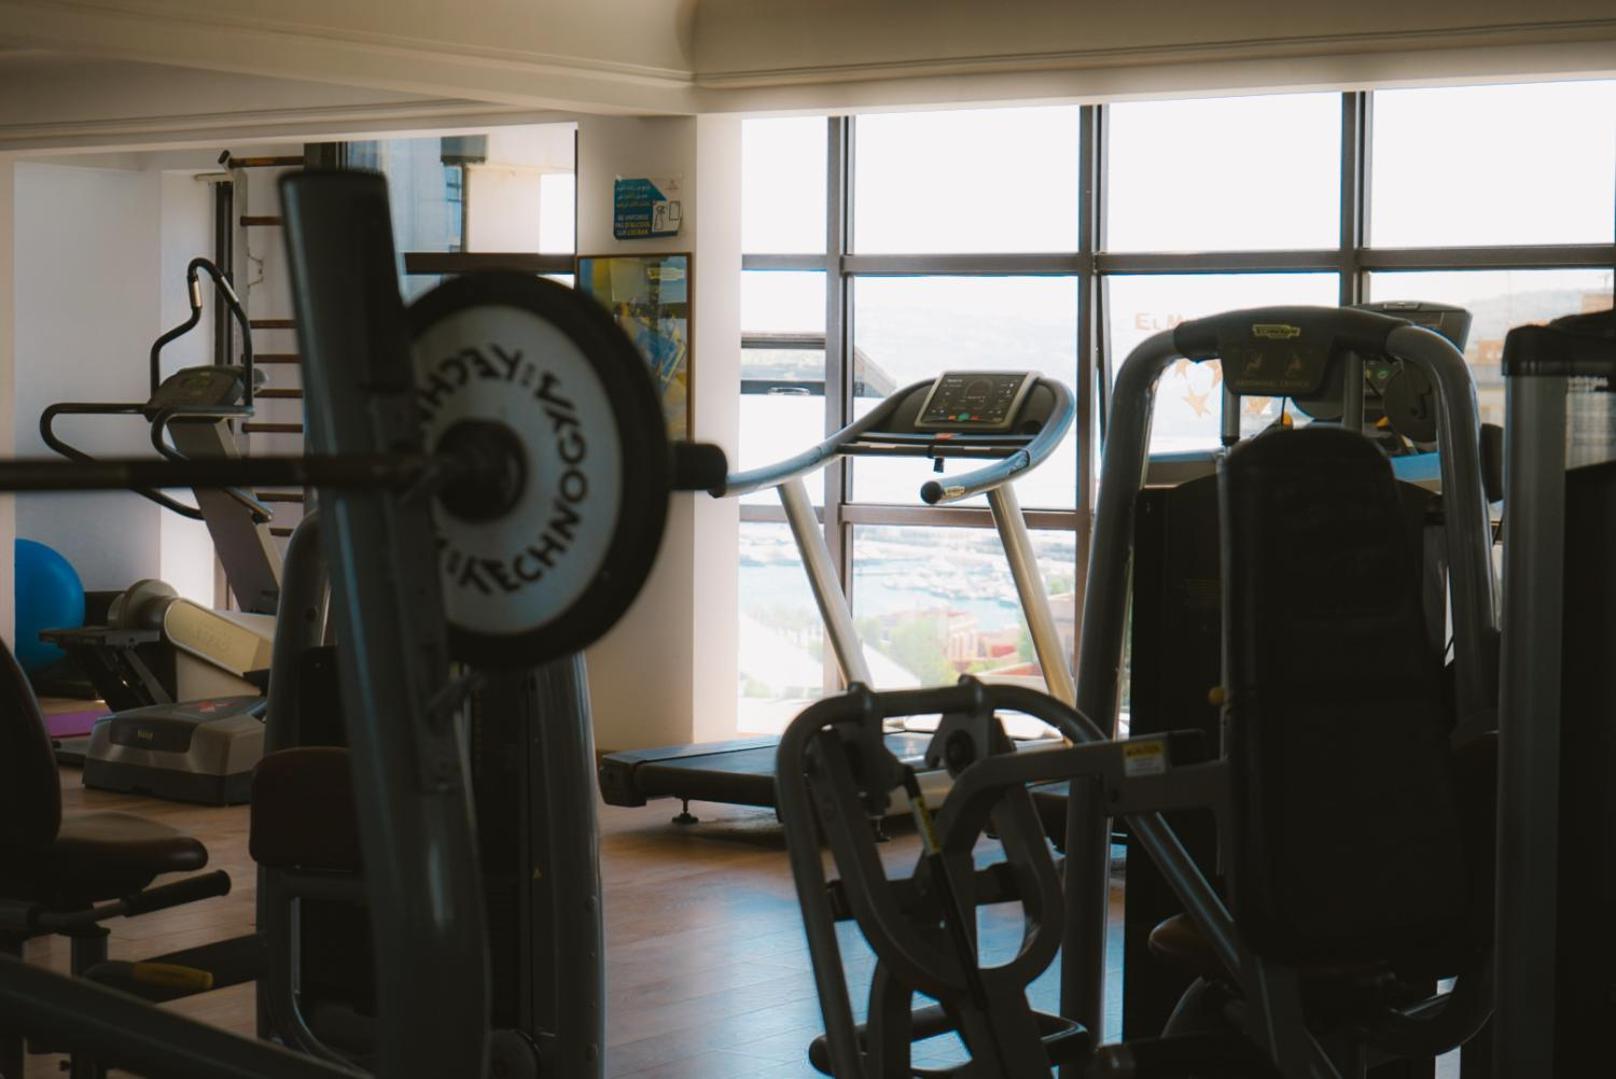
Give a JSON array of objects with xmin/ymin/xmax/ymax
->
[
  {"xmin": 1292, "ymin": 301, "xmax": 1472, "ymax": 444},
  {"xmin": 146, "ymin": 366, "xmax": 248, "ymax": 412},
  {"xmin": 914, "ymin": 371, "xmax": 1038, "ymax": 431}
]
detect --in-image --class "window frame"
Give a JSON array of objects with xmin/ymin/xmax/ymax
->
[{"xmin": 741, "ymin": 91, "xmax": 1616, "ymax": 696}]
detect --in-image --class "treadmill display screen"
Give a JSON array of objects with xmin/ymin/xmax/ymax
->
[{"xmin": 915, "ymin": 372, "xmax": 1037, "ymax": 431}]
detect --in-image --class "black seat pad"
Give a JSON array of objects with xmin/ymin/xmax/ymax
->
[
  {"xmin": 0, "ymin": 813, "xmax": 207, "ymax": 908},
  {"xmin": 1221, "ymin": 427, "xmax": 1471, "ymax": 967}
]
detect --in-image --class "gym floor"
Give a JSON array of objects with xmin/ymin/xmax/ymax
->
[{"xmin": 25, "ymin": 767, "xmax": 1126, "ymax": 1078}]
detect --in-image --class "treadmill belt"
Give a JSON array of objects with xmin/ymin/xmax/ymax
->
[{"xmin": 602, "ymin": 732, "xmax": 936, "ymax": 810}]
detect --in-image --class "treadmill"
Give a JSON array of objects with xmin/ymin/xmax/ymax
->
[{"xmin": 598, "ymin": 370, "xmax": 1076, "ymax": 821}]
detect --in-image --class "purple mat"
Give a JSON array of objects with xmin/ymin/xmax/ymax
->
[{"xmin": 45, "ymin": 709, "xmax": 105, "ymax": 739}]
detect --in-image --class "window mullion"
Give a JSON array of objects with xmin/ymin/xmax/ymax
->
[
  {"xmin": 824, "ymin": 115, "xmax": 853, "ymax": 695},
  {"xmin": 1341, "ymin": 91, "xmax": 1370, "ymax": 306}
]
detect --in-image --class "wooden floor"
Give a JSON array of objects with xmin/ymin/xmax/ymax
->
[{"xmin": 22, "ymin": 768, "xmax": 1124, "ymax": 1078}]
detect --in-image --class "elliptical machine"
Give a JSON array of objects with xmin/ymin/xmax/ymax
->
[{"xmin": 39, "ymin": 257, "xmax": 282, "ymax": 803}]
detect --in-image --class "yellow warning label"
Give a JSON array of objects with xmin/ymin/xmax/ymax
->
[{"xmin": 1123, "ymin": 739, "xmax": 1167, "ymax": 778}]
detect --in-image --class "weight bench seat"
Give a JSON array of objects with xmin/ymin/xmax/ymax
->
[
  {"xmin": 0, "ymin": 814, "xmax": 207, "ymax": 909},
  {"xmin": 249, "ymin": 747, "xmax": 361, "ymax": 873}
]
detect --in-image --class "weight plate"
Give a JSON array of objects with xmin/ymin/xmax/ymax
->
[{"xmin": 408, "ymin": 274, "xmax": 672, "ymax": 668}]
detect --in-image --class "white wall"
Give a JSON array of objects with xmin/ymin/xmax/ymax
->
[
  {"xmin": 13, "ymin": 161, "xmax": 163, "ymax": 591},
  {"xmin": 576, "ymin": 113, "xmax": 741, "ymax": 750},
  {"xmin": 687, "ymin": 114, "xmax": 740, "ymax": 743}
]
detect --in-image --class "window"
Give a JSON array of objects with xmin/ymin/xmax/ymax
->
[
  {"xmin": 739, "ymin": 84, "xmax": 1616, "ymax": 741},
  {"xmin": 742, "ymin": 117, "xmax": 827, "ymax": 254},
  {"xmin": 854, "ymin": 107, "xmax": 1080, "ymax": 253},
  {"xmin": 1368, "ymin": 269, "xmax": 1615, "ymax": 424},
  {"xmin": 737, "ymin": 522, "xmax": 827, "ymax": 734},
  {"xmin": 850, "ymin": 525, "xmax": 1077, "ymax": 693},
  {"xmin": 740, "ymin": 111, "xmax": 1087, "ymax": 730},
  {"xmin": 1106, "ymin": 94, "xmax": 1341, "ymax": 252},
  {"xmin": 1371, "ymin": 81, "xmax": 1616, "ymax": 247},
  {"xmin": 850, "ymin": 276, "xmax": 1079, "ymax": 508},
  {"xmin": 739, "ymin": 270, "xmax": 827, "ymax": 505}
]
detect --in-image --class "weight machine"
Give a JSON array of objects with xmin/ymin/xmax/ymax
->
[
  {"xmin": 780, "ymin": 306, "xmax": 1498, "ymax": 1078},
  {"xmin": 0, "ymin": 170, "xmax": 725, "ymax": 1078}
]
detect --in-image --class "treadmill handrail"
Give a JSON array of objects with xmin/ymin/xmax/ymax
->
[
  {"xmin": 920, "ymin": 379, "xmax": 1074, "ymax": 505},
  {"xmin": 714, "ymin": 378, "xmax": 928, "ymax": 497},
  {"xmin": 714, "ymin": 376, "xmax": 1074, "ymax": 502}
]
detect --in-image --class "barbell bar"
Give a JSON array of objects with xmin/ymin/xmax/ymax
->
[{"xmin": 3, "ymin": 269, "xmax": 727, "ymax": 670}]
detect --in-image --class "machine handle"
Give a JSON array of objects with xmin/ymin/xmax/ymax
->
[
  {"xmin": 671, "ymin": 442, "xmax": 728, "ymax": 492},
  {"xmin": 1171, "ymin": 304, "xmax": 1404, "ymax": 362},
  {"xmin": 39, "ymin": 401, "xmax": 208, "ymax": 521},
  {"xmin": 152, "ymin": 258, "xmax": 255, "ymax": 404},
  {"xmin": 21, "ymin": 870, "xmax": 231, "ymax": 932},
  {"xmin": 121, "ymin": 870, "xmax": 232, "ymax": 917}
]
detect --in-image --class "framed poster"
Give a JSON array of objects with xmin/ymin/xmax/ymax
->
[{"xmin": 575, "ymin": 253, "xmax": 692, "ymax": 439}]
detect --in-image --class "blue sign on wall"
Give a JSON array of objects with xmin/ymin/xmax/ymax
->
[{"xmin": 613, "ymin": 177, "xmax": 683, "ymax": 240}]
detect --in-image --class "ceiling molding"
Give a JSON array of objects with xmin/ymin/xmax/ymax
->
[
  {"xmin": 0, "ymin": 97, "xmax": 559, "ymax": 153},
  {"xmin": 695, "ymin": 16, "xmax": 1616, "ymax": 89},
  {"xmin": 0, "ymin": 0, "xmax": 698, "ymax": 113}
]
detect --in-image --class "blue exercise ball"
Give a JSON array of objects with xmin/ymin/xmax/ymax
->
[{"xmin": 15, "ymin": 539, "xmax": 85, "ymax": 673}]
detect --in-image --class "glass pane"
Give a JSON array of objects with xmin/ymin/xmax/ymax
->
[
  {"xmin": 738, "ymin": 522, "xmax": 827, "ymax": 734},
  {"xmin": 1106, "ymin": 94, "xmax": 1340, "ymax": 252},
  {"xmin": 740, "ymin": 271, "xmax": 828, "ymax": 505},
  {"xmin": 854, "ymin": 107, "xmax": 1080, "ymax": 253},
  {"xmin": 851, "ymin": 525, "xmax": 1077, "ymax": 706},
  {"xmin": 358, "ymin": 124, "xmax": 577, "ymax": 253},
  {"xmin": 743, "ymin": 117, "xmax": 828, "ymax": 253},
  {"xmin": 1371, "ymin": 81, "xmax": 1616, "ymax": 246},
  {"xmin": 1107, "ymin": 273, "xmax": 1340, "ymax": 453},
  {"xmin": 1368, "ymin": 269, "xmax": 1615, "ymax": 426},
  {"xmin": 850, "ymin": 276, "xmax": 1079, "ymax": 508}
]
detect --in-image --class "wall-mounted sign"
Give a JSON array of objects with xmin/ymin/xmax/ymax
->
[
  {"xmin": 576, "ymin": 253, "xmax": 692, "ymax": 439},
  {"xmin": 613, "ymin": 177, "xmax": 682, "ymax": 240}
]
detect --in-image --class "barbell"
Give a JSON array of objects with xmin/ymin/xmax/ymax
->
[{"xmin": 0, "ymin": 271, "xmax": 727, "ymax": 669}]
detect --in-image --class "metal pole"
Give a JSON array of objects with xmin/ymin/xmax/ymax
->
[
  {"xmin": 282, "ymin": 170, "xmax": 489, "ymax": 1079},
  {"xmin": 1066, "ymin": 328, "xmax": 1180, "ymax": 1039},
  {"xmin": 1385, "ymin": 325, "xmax": 1499, "ymax": 727},
  {"xmin": 213, "ymin": 178, "xmax": 235, "ymax": 370},
  {"xmin": 1493, "ymin": 373, "xmax": 1567, "ymax": 1076},
  {"xmin": 987, "ymin": 483, "xmax": 1075, "ymax": 706},
  {"xmin": 1341, "ymin": 355, "xmax": 1365, "ymax": 433},
  {"xmin": 0, "ymin": 956, "xmax": 355, "ymax": 1079},
  {"xmin": 780, "ymin": 475, "xmax": 874, "ymax": 687}
]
